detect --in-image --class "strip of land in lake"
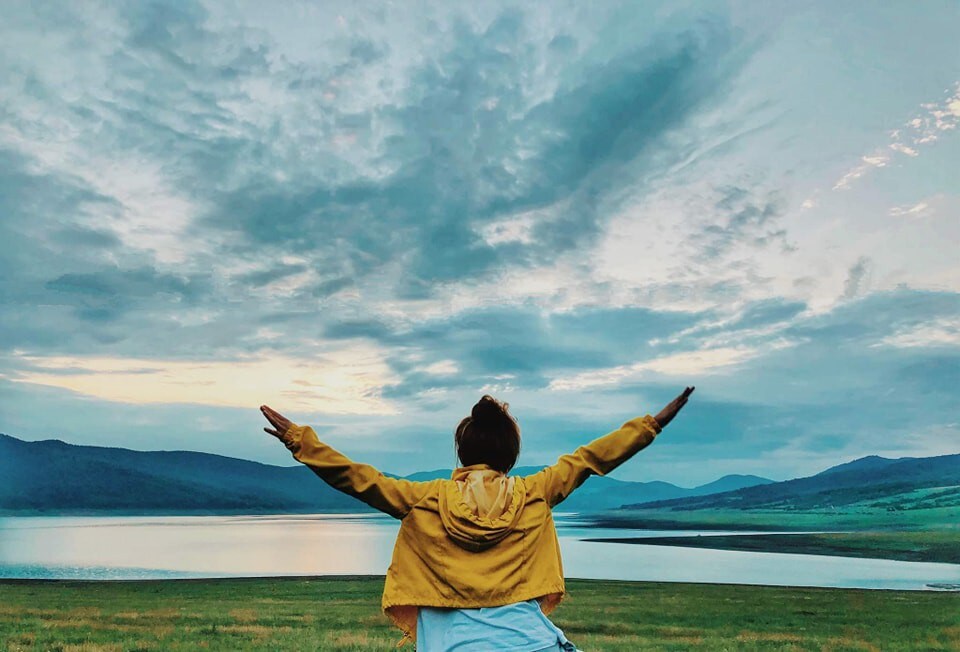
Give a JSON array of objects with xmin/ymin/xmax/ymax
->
[{"xmin": 581, "ymin": 530, "xmax": 960, "ymax": 564}]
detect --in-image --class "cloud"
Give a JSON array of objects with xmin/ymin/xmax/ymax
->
[
  {"xmin": 546, "ymin": 344, "xmax": 785, "ymax": 391},
  {"xmin": 833, "ymin": 81, "xmax": 960, "ymax": 191},
  {"xmin": 691, "ymin": 185, "xmax": 792, "ymax": 261},
  {"xmin": 889, "ymin": 201, "xmax": 930, "ymax": 218},
  {"xmin": 44, "ymin": 266, "xmax": 211, "ymax": 320},
  {"xmin": 841, "ymin": 256, "xmax": 872, "ymax": 300},
  {"xmin": 872, "ymin": 316, "xmax": 960, "ymax": 349},
  {"xmin": 8, "ymin": 347, "xmax": 399, "ymax": 414},
  {"xmin": 832, "ymin": 152, "xmax": 890, "ymax": 191},
  {"xmin": 192, "ymin": 5, "xmax": 748, "ymax": 303},
  {"xmin": 0, "ymin": 2, "xmax": 763, "ymax": 367}
]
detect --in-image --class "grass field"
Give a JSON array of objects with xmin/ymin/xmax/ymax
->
[{"xmin": 1, "ymin": 576, "xmax": 957, "ymax": 651}]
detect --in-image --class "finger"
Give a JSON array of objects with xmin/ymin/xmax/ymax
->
[
  {"xmin": 262, "ymin": 407, "xmax": 286, "ymax": 428},
  {"xmin": 263, "ymin": 405, "xmax": 289, "ymax": 425},
  {"xmin": 264, "ymin": 427, "xmax": 280, "ymax": 437},
  {"xmin": 262, "ymin": 405, "xmax": 281, "ymax": 419}
]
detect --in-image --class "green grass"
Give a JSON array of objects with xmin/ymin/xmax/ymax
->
[
  {"xmin": 1, "ymin": 576, "xmax": 957, "ymax": 651},
  {"xmin": 581, "ymin": 530, "xmax": 960, "ymax": 564}
]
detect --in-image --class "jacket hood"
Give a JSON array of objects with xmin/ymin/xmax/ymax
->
[{"xmin": 438, "ymin": 464, "xmax": 527, "ymax": 552}]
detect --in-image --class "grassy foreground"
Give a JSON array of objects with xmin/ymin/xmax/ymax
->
[{"xmin": 1, "ymin": 576, "xmax": 958, "ymax": 651}]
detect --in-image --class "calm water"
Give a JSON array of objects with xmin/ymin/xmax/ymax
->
[{"xmin": 1, "ymin": 514, "xmax": 957, "ymax": 591}]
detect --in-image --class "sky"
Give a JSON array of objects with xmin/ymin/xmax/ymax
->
[{"xmin": 0, "ymin": 0, "xmax": 958, "ymax": 486}]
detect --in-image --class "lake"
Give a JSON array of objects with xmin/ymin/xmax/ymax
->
[{"xmin": 1, "ymin": 514, "xmax": 957, "ymax": 590}]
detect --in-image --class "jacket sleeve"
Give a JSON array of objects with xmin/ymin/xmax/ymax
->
[
  {"xmin": 282, "ymin": 422, "xmax": 432, "ymax": 520},
  {"xmin": 528, "ymin": 414, "xmax": 662, "ymax": 508}
]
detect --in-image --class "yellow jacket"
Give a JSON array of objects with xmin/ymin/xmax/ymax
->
[{"xmin": 281, "ymin": 413, "xmax": 663, "ymax": 648}]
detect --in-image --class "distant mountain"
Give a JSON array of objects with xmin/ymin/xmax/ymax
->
[
  {"xmin": 403, "ymin": 469, "xmax": 451, "ymax": 482},
  {"xmin": 545, "ymin": 470, "xmax": 774, "ymax": 513},
  {"xmin": 412, "ymin": 465, "xmax": 774, "ymax": 513},
  {"xmin": 0, "ymin": 433, "xmax": 371, "ymax": 514},
  {"xmin": 18, "ymin": 433, "xmax": 952, "ymax": 518},
  {"xmin": 685, "ymin": 474, "xmax": 776, "ymax": 497},
  {"xmin": 0, "ymin": 433, "xmax": 775, "ymax": 515},
  {"xmin": 620, "ymin": 454, "xmax": 960, "ymax": 512},
  {"xmin": 814, "ymin": 455, "xmax": 909, "ymax": 476}
]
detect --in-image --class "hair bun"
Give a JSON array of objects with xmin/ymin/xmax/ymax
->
[{"xmin": 472, "ymin": 394, "xmax": 507, "ymax": 423}]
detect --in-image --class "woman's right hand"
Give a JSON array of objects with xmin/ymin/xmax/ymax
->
[
  {"xmin": 654, "ymin": 386, "xmax": 695, "ymax": 429},
  {"xmin": 260, "ymin": 404, "xmax": 294, "ymax": 444}
]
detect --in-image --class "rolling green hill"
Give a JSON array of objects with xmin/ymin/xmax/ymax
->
[{"xmin": 620, "ymin": 453, "xmax": 960, "ymax": 512}]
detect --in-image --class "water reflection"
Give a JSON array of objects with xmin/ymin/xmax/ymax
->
[
  {"xmin": 0, "ymin": 514, "xmax": 396, "ymax": 576},
  {"xmin": 1, "ymin": 514, "xmax": 957, "ymax": 590}
]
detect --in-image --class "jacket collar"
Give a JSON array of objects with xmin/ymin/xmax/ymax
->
[{"xmin": 451, "ymin": 463, "xmax": 500, "ymax": 479}]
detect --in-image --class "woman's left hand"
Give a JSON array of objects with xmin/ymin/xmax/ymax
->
[
  {"xmin": 653, "ymin": 386, "xmax": 695, "ymax": 429},
  {"xmin": 260, "ymin": 404, "xmax": 293, "ymax": 442}
]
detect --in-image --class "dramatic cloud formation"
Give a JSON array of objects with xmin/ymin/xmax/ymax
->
[{"xmin": 1, "ymin": 1, "xmax": 957, "ymax": 484}]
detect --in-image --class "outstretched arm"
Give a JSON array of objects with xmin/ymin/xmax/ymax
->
[
  {"xmin": 260, "ymin": 405, "xmax": 432, "ymax": 520},
  {"xmin": 528, "ymin": 386, "xmax": 694, "ymax": 508}
]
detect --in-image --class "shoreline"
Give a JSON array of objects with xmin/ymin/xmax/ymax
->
[
  {"xmin": 581, "ymin": 530, "xmax": 960, "ymax": 564},
  {"xmin": 0, "ymin": 574, "xmax": 955, "ymax": 593}
]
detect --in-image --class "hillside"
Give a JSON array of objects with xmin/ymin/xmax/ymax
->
[
  {"xmin": 0, "ymin": 433, "xmax": 772, "ymax": 515},
  {"xmin": 620, "ymin": 453, "xmax": 960, "ymax": 512},
  {"xmin": 405, "ymin": 464, "xmax": 774, "ymax": 513},
  {"xmin": 5, "ymin": 432, "xmax": 953, "ymax": 519},
  {"xmin": 0, "ymin": 433, "xmax": 368, "ymax": 514}
]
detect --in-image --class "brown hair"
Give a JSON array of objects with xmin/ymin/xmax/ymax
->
[{"xmin": 455, "ymin": 394, "xmax": 521, "ymax": 474}]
